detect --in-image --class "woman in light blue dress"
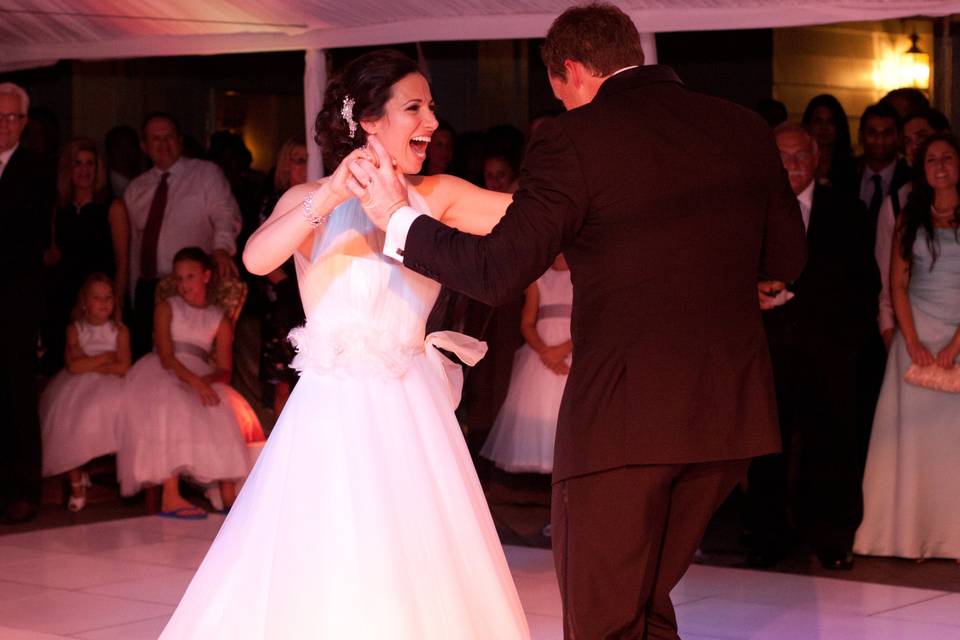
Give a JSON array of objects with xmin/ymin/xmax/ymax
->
[{"xmin": 855, "ymin": 133, "xmax": 960, "ymax": 560}]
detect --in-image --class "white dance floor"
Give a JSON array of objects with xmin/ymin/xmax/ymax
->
[{"xmin": 0, "ymin": 516, "xmax": 959, "ymax": 639}]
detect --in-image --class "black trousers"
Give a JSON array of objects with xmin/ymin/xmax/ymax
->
[
  {"xmin": 132, "ymin": 278, "xmax": 159, "ymax": 358},
  {"xmin": 0, "ymin": 313, "xmax": 42, "ymax": 507},
  {"xmin": 746, "ymin": 337, "xmax": 864, "ymax": 553},
  {"xmin": 552, "ymin": 459, "xmax": 748, "ymax": 640}
]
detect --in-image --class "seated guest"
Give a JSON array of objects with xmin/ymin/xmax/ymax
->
[
  {"xmin": 125, "ymin": 112, "xmax": 241, "ymax": 357},
  {"xmin": 118, "ymin": 247, "xmax": 263, "ymax": 519},
  {"xmin": 44, "ymin": 138, "xmax": 129, "ymax": 370},
  {"xmin": 40, "ymin": 274, "xmax": 130, "ymax": 512},
  {"xmin": 746, "ymin": 123, "xmax": 879, "ymax": 570},
  {"xmin": 801, "ymin": 94, "xmax": 856, "ymax": 193},
  {"xmin": 855, "ymin": 133, "xmax": 960, "ymax": 561},
  {"xmin": 875, "ymin": 108, "xmax": 951, "ymax": 349}
]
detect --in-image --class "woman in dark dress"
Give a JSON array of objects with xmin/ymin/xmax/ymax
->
[
  {"xmin": 256, "ymin": 137, "xmax": 308, "ymax": 417},
  {"xmin": 44, "ymin": 138, "xmax": 129, "ymax": 370}
]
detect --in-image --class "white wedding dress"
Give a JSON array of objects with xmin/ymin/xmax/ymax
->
[{"xmin": 159, "ymin": 187, "xmax": 530, "ymax": 639}]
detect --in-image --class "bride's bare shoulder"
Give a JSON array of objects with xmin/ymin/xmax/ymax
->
[{"xmin": 410, "ymin": 174, "xmax": 475, "ymax": 210}]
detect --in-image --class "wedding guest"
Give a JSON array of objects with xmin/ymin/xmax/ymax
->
[
  {"xmin": 256, "ymin": 137, "xmax": 308, "ymax": 417},
  {"xmin": 104, "ymin": 125, "xmax": 145, "ymax": 199},
  {"xmin": 40, "ymin": 274, "xmax": 130, "ymax": 512},
  {"xmin": 0, "ymin": 82, "xmax": 54, "ymax": 524},
  {"xmin": 209, "ymin": 131, "xmax": 264, "ymax": 247},
  {"xmin": 44, "ymin": 138, "xmax": 129, "ymax": 370},
  {"xmin": 483, "ymin": 150, "xmax": 520, "ymax": 194},
  {"xmin": 124, "ymin": 112, "xmax": 241, "ymax": 356},
  {"xmin": 118, "ymin": 247, "xmax": 263, "ymax": 518},
  {"xmin": 755, "ymin": 98, "xmax": 788, "ymax": 128},
  {"xmin": 880, "ymin": 87, "xmax": 930, "ymax": 120},
  {"xmin": 801, "ymin": 94, "xmax": 856, "ymax": 193},
  {"xmin": 854, "ymin": 132, "xmax": 960, "ymax": 561},
  {"xmin": 855, "ymin": 102, "xmax": 910, "ymax": 472},
  {"xmin": 482, "ymin": 254, "xmax": 572, "ymax": 474},
  {"xmin": 875, "ymin": 108, "xmax": 951, "ymax": 349},
  {"xmin": 422, "ymin": 119, "xmax": 455, "ymax": 176},
  {"xmin": 747, "ymin": 123, "xmax": 879, "ymax": 570},
  {"xmin": 858, "ymin": 103, "xmax": 911, "ymax": 227}
]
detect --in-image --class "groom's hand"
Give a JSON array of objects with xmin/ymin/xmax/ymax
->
[{"xmin": 347, "ymin": 135, "xmax": 409, "ymax": 232}]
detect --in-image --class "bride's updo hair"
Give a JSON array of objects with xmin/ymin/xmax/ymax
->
[{"xmin": 316, "ymin": 49, "xmax": 421, "ymax": 168}]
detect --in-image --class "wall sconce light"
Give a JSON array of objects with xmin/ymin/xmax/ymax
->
[
  {"xmin": 904, "ymin": 31, "xmax": 931, "ymax": 90},
  {"xmin": 873, "ymin": 29, "xmax": 931, "ymax": 92}
]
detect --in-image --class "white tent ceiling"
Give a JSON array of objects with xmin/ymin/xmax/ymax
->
[{"xmin": 2, "ymin": 1, "xmax": 960, "ymax": 72}]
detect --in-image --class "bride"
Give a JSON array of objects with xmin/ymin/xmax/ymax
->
[{"xmin": 158, "ymin": 49, "xmax": 530, "ymax": 639}]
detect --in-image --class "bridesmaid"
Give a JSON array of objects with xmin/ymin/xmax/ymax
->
[{"xmin": 855, "ymin": 133, "xmax": 960, "ymax": 561}]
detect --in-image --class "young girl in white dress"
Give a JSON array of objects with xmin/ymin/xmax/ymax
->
[
  {"xmin": 482, "ymin": 254, "xmax": 572, "ymax": 473},
  {"xmin": 119, "ymin": 247, "xmax": 263, "ymax": 519},
  {"xmin": 40, "ymin": 273, "xmax": 131, "ymax": 512},
  {"xmin": 159, "ymin": 50, "xmax": 530, "ymax": 639}
]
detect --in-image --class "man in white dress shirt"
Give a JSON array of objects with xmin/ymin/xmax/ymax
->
[{"xmin": 125, "ymin": 112, "xmax": 241, "ymax": 355}]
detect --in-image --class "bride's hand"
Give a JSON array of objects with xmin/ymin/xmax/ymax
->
[
  {"xmin": 347, "ymin": 135, "xmax": 409, "ymax": 232},
  {"xmin": 327, "ymin": 146, "xmax": 380, "ymax": 204}
]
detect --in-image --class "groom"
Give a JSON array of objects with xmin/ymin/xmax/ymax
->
[{"xmin": 356, "ymin": 4, "xmax": 805, "ymax": 638}]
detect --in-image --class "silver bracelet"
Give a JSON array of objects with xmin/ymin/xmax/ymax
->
[{"xmin": 302, "ymin": 190, "xmax": 330, "ymax": 228}]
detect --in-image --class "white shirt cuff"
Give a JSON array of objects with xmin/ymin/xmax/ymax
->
[{"xmin": 383, "ymin": 206, "xmax": 424, "ymax": 262}]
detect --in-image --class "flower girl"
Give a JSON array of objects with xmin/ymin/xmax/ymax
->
[
  {"xmin": 481, "ymin": 254, "xmax": 573, "ymax": 474},
  {"xmin": 118, "ymin": 247, "xmax": 262, "ymax": 519},
  {"xmin": 40, "ymin": 273, "xmax": 131, "ymax": 512}
]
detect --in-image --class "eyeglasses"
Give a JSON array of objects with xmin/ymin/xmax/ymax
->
[
  {"xmin": 0, "ymin": 113, "xmax": 26, "ymax": 124},
  {"xmin": 780, "ymin": 152, "xmax": 813, "ymax": 164}
]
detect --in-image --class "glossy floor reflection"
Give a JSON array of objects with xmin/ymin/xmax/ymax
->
[{"xmin": 1, "ymin": 516, "xmax": 959, "ymax": 639}]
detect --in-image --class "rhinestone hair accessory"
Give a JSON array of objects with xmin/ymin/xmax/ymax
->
[{"xmin": 341, "ymin": 95, "xmax": 357, "ymax": 139}]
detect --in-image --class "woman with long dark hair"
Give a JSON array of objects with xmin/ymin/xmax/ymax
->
[
  {"xmin": 159, "ymin": 50, "xmax": 529, "ymax": 639},
  {"xmin": 802, "ymin": 94, "xmax": 856, "ymax": 193},
  {"xmin": 855, "ymin": 132, "xmax": 960, "ymax": 561}
]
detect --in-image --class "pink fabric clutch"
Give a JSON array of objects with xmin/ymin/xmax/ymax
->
[{"xmin": 904, "ymin": 363, "xmax": 960, "ymax": 393}]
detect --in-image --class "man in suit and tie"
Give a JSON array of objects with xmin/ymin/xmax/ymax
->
[
  {"xmin": 857, "ymin": 102, "xmax": 911, "ymax": 237},
  {"xmin": 749, "ymin": 124, "xmax": 880, "ymax": 571},
  {"xmin": 0, "ymin": 82, "xmax": 54, "ymax": 524},
  {"xmin": 855, "ymin": 102, "xmax": 910, "ymax": 485},
  {"xmin": 356, "ymin": 4, "xmax": 806, "ymax": 637}
]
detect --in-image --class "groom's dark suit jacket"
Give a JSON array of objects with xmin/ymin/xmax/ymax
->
[{"xmin": 402, "ymin": 66, "xmax": 806, "ymax": 482}]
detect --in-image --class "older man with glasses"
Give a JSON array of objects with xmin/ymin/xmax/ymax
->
[{"xmin": 0, "ymin": 82, "xmax": 55, "ymax": 524}]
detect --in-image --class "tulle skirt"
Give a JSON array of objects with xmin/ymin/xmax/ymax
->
[
  {"xmin": 117, "ymin": 353, "xmax": 261, "ymax": 496},
  {"xmin": 481, "ymin": 319, "xmax": 570, "ymax": 473},
  {"xmin": 40, "ymin": 370, "xmax": 126, "ymax": 476},
  {"xmin": 159, "ymin": 354, "xmax": 530, "ymax": 639}
]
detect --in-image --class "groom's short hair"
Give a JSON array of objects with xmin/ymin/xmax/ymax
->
[{"xmin": 541, "ymin": 3, "xmax": 645, "ymax": 81}]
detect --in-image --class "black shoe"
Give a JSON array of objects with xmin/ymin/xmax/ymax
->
[
  {"xmin": 1, "ymin": 500, "xmax": 37, "ymax": 524},
  {"xmin": 817, "ymin": 548, "xmax": 854, "ymax": 570}
]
